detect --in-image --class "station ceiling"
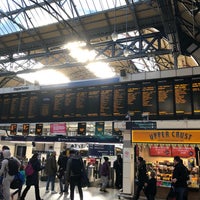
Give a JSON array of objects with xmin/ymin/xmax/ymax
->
[{"xmin": 0, "ymin": 0, "xmax": 199, "ymax": 88}]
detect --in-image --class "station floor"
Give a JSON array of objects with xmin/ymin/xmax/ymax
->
[{"xmin": 10, "ymin": 181, "xmax": 199, "ymax": 200}]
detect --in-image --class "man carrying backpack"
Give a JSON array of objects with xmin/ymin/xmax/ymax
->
[
  {"xmin": 0, "ymin": 149, "xmax": 21, "ymax": 200},
  {"xmin": 66, "ymin": 149, "xmax": 84, "ymax": 200}
]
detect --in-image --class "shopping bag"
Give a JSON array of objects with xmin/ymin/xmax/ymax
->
[{"xmin": 166, "ymin": 186, "xmax": 177, "ymax": 200}]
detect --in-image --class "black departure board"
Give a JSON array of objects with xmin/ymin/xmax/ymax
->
[
  {"xmin": 100, "ymin": 85, "xmax": 113, "ymax": 116},
  {"xmin": 142, "ymin": 82, "xmax": 157, "ymax": 115},
  {"xmin": 64, "ymin": 88, "xmax": 76, "ymax": 117},
  {"xmin": 1, "ymin": 94, "xmax": 11, "ymax": 120},
  {"xmin": 174, "ymin": 79, "xmax": 192, "ymax": 115},
  {"xmin": 39, "ymin": 91, "xmax": 53, "ymax": 119},
  {"xmin": 113, "ymin": 84, "xmax": 127, "ymax": 116},
  {"xmin": 192, "ymin": 78, "xmax": 200, "ymax": 115},
  {"xmin": 9, "ymin": 93, "xmax": 20, "ymax": 120},
  {"xmin": 18, "ymin": 92, "xmax": 29, "ymax": 120},
  {"xmin": 75, "ymin": 87, "xmax": 87, "ymax": 117},
  {"xmin": 127, "ymin": 82, "xmax": 142, "ymax": 116},
  {"xmin": 87, "ymin": 86, "xmax": 100, "ymax": 117},
  {"xmin": 158, "ymin": 80, "xmax": 174, "ymax": 115},
  {"xmin": 2, "ymin": 75, "xmax": 200, "ymax": 123},
  {"xmin": 27, "ymin": 91, "xmax": 39, "ymax": 119},
  {"xmin": 52, "ymin": 89, "xmax": 65, "ymax": 118}
]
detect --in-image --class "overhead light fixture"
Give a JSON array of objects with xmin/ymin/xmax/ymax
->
[
  {"xmin": 123, "ymin": 48, "xmax": 129, "ymax": 57},
  {"xmin": 111, "ymin": 0, "xmax": 118, "ymax": 41},
  {"xmin": 123, "ymin": 4, "xmax": 129, "ymax": 57}
]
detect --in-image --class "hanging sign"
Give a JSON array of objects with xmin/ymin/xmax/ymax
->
[
  {"xmin": 149, "ymin": 145, "xmax": 171, "ymax": 157},
  {"xmin": 171, "ymin": 146, "xmax": 195, "ymax": 158}
]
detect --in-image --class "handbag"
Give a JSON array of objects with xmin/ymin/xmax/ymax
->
[
  {"xmin": 81, "ymin": 170, "xmax": 89, "ymax": 188},
  {"xmin": 166, "ymin": 186, "xmax": 177, "ymax": 200}
]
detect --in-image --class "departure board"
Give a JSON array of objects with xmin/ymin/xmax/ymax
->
[
  {"xmin": 174, "ymin": 79, "xmax": 192, "ymax": 115},
  {"xmin": 87, "ymin": 86, "xmax": 100, "ymax": 117},
  {"xmin": 127, "ymin": 82, "xmax": 142, "ymax": 116},
  {"xmin": 142, "ymin": 82, "xmax": 157, "ymax": 115},
  {"xmin": 158, "ymin": 80, "xmax": 174, "ymax": 115},
  {"xmin": 192, "ymin": 78, "xmax": 200, "ymax": 115},
  {"xmin": 100, "ymin": 85, "xmax": 113, "ymax": 116},
  {"xmin": 27, "ymin": 91, "xmax": 39, "ymax": 119},
  {"xmin": 1, "ymin": 94, "xmax": 11, "ymax": 120},
  {"xmin": 75, "ymin": 87, "xmax": 87, "ymax": 117},
  {"xmin": 18, "ymin": 92, "xmax": 29, "ymax": 120},
  {"xmin": 64, "ymin": 88, "xmax": 76, "ymax": 117},
  {"xmin": 52, "ymin": 89, "xmax": 65, "ymax": 118},
  {"xmin": 9, "ymin": 93, "xmax": 20, "ymax": 120},
  {"xmin": 39, "ymin": 91, "xmax": 53, "ymax": 119},
  {"xmin": 113, "ymin": 84, "xmax": 127, "ymax": 116}
]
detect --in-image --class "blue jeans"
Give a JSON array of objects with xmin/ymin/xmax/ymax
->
[{"xmin": 46, "ymin": 175, "xmax": 56, "ymax": 191}]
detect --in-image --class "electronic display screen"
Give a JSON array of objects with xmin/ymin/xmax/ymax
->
[
  {"xmin": 157, "ymin": 80, "xmax": 174, "ymax": 115},
  {"xmin": 64, "ymin": 88, "xmax": 76, "ymax": 117},
  {"xmin": 192, "ymin": 78, "xmax": 200, "ymax": 115},
  {"xmin": 18, "ymin": 92, "xmax": 29, "ymax": 120}
]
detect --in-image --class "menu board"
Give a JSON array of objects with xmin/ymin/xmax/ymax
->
[
  {"xmin": 27, "ymin": 91, "xmax": 39, "ymax": 119},
  {"xmin": 113, "ymin": 84, "xmax": 126, "ymax": 116},
  {"xmin": 100, "ymin": 85, "xmax": 113, "ymax": 116},
  {"xmin": 192, "ymin": 78, "xmax": 200, "ymax": 115},
  {"xmin": 158, "ymin": 80, "xmax": 174, "ymax": 115},
  {"xmin": 1, "ymin": 94, "xmax": 11, "ymax": 120},
  {"xmin": 64, "ymin": 88, "xmax": 76, "ymax": 117},
  {"xmin": 52, "ymin": 89, "xmax": 65, "ymax": 118},
  {"xmin": 18, "ymin": 92, "xmax": 29, "ymax": 120},
  {"xmin": 87, "ymin": 86, "xmax": 100, "ymax": 117},
  {"xmin": 75, "ymin": 88, "xmax": 87, "ymax": 117},
  {"xmin": 142, "ymin": 82, "xmax": 157, "ymax": 115},
  {"xmin": 174, "ymin": 79, "xmax": 192, "ymax": 115},
  {"xmin": 127, "ymin": 82, "xmax": 142, "ymax": 116}
]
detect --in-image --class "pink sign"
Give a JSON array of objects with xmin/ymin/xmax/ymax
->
[
  {"xmin": 149, "ymin": 146, "xmax": 171, "ymax": 157},
  {"xmin": 50, "ymin": 123, "xmax": 66, "ymax": 135}
]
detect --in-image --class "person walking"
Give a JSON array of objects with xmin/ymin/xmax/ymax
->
[
  {"xmin": 20, "ymin": 153, "xmax": 44, "ymax": 200},
  {"xmin": 145, "ymin": 171, "xmax": 157, "ymax": 200},
  {"xmin": 113, "ymin": 154, "xmax": 123, "ymax": 189},
  {"xmin": 45, "ymin": 151, "xmax": 57, "ymax": 194},
  {"xmin": 11, "ymin": 164, "xmax": 26, "ymax": 200},
  {"xmin": 57, "ymin": 150, "xmax": 69, "ymax": 195},
  {"xmin": 65, "ymin": 149, "xmax": 84, "ymax": 200},
  {"xmin": 0, "ymin": 149, "xmax": 21, "ymax": 200},
  {"xmin": 134, "ymin": 156, "xmax": 149, "ymax": 200},
  {"xmin": 100, "ymin": 157, "xmax": 110, "ymax": 192},
  {"xmin": 171, "ymin": 156, "xmax": 189, "ymax": 200}
]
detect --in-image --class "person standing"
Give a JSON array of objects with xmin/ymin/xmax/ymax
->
[
  {"xmin": 100, "ymin": 157, "xmax": 110, "ymax": 192},
  {"xmin": 65, "ymin": 149, "xmax": 84, "ymax": 200},
  {"xmin": 45, "ymin": 151, "xmax": 57, "ymax": 194},
  {"xmin": 145, "ymin": 171, "xmax": 157, "ymax": 200},
  {"xmin": 134, "ymin": 156, "xmax": 149, "ymax": 200},
  {"xmin": 57, "ymin": 150, "xmax": 69, "ymax": 195},
  {"xmin": 171, "ymin": 156, "xmax": 188, "ymax": 200},
  {"xmin": 20, "ymin": 153, "xmax": 44, "ymax": 200},
  {"xmin": 0, "ymin": 149, "xmax": 21, "ymax": 200},
  {"xmin": 113, "ymin": 154, "xmax": 123, "ymax": 189}
]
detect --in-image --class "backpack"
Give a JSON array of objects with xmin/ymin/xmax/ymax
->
[
  {"xmin": 10, "ymin": 172, "xmax": 24, "ymax": 189},
  {"xmin": 7, "ymin": 158, "xmax": 19, "ymax": 176},
  {"xmin": 25, "ymin": 163, "xmax": 34, "ymax": 176},
  {"xmin": 70, "ymin": 158, "xmax": 83, "ymax": 175}
]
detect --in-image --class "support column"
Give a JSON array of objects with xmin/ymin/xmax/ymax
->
[{"xmin": 119, "ymin": 130, "xmax": 134, "ymax": 198}]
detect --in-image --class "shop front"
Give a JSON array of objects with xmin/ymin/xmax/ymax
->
[{"xmin": 132, "ymin": 129, "xmax": 200, "ymax": 199}]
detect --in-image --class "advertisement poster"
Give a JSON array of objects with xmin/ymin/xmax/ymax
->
[
  {"xmin": 171, "ymin": 146, "xmax": 195, "ymax": 158},
  {"xmin": 149, "ymin": 146, "xmax": 171, "ymax": 157},
  {"xmin": 50, "ymin": 123, "xmax": 66, "ymax": 135}
]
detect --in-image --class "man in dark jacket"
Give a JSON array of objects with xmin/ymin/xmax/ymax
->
[
  {"xmin": 134, "ymin": 157, "xmax": 149, "ymax": 200},
  {"xmin": 172, "ymin": 156, "xmax": 188, "ymax": 200},
  {"xmin": 113, "ymin": 154, "xmax": 123, "ymax": 189}
]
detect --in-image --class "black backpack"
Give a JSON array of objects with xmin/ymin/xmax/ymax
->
[
  {"xmin": 70, "ymin": 158, "xmax": 83, "ymax": 175},
  {"xmin": 7, "ymin": 158, "xmax": 19, "ymax": 176}
]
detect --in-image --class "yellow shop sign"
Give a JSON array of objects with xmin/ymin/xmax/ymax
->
[{"xmin": 132, "ymin": 130, "xmax": 200, "ymax": 144}]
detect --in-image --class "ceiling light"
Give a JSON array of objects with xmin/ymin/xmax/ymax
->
[
  {"xmin": 111, "ymin": 31, "xmax": 118, "ymax": 42},
  {"xmin": 123, "ymin": 48, "xmax": 129, "ymax": 57}
]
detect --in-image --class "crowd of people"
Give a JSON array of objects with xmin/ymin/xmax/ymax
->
[{"xmin": 0, "ymin": 144, "xmax": 189, "ymax": 200}]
